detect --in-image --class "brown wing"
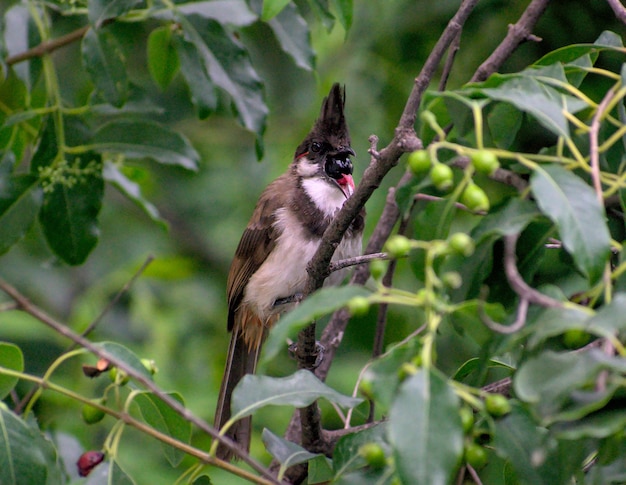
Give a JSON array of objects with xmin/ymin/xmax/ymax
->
[{"xmin": 226, "ymin": 174, "xmax": 292, "ymax": 331}]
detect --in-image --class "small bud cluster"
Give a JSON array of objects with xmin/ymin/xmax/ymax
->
[{"xmin": 38, "ymin": 157, "xmax": 101, "ymax": 193}]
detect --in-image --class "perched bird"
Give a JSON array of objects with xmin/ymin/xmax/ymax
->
[{"xmin": 214, "ymin": 83, "xmax": 364, "ymax": 460}]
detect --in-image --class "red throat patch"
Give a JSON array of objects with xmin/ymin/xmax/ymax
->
[{"xmin": 338, "ymin": 173, "xmax": 355, "ymax": 196}]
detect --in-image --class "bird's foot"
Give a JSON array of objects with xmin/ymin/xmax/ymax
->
[
  {"xmin": 272, "ymin": 292, "xmax": 304, "ymax": 309},
  {"xmin": 288, "ymin": 341, "xmax": 325, "ymax": 368}
]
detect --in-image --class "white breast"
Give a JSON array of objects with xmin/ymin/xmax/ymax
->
[{"xmin": 242, "ymin": 204, "xmax": 361, "ymax": 320}]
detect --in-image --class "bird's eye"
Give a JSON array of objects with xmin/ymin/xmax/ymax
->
[{"xmin": 311, "ymin": 142, "xmax": 322, "ymax": 153}]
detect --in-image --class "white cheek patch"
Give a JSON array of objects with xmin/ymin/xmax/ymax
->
[
  {"xmin": 302, "ymin": 177, "xmax": 346, "ymax": 217},
  {"xmin": 296, "ymin": 158, "xmax": 319, "ymax": 178}
]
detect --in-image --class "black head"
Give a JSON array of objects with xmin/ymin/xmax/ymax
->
[{"xmin": 294, "ymin": 83, "xmax": 355, "ymax": 186}]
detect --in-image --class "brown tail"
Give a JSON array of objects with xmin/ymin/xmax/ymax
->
[{"xmin": 214, "ymin": 330, "xmax": 260, "ymax": 461}]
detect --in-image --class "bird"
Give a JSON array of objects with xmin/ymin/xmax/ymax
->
[{"xmin": 213, "ymin": 83, "xmax": 364, "ymax": 460}]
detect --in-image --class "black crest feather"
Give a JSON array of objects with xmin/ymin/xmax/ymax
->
[{"xmin": 295, "ymin": 83, "xmax": 351, "ymax": 158}]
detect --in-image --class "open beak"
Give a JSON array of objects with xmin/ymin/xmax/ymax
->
[{"xmin": 336, "ymin": 173, "xmax": 355, "ymax": 198}]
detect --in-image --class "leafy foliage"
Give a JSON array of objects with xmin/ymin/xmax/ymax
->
[{"xmin": 1, "ymin": 1, "xmax": 626, "ymax": 485}]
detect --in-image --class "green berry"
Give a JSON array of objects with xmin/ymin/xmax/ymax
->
[
  {"xmin": 470, "ymin": 150, "xmax": 500, "ymax": 175},
  {"xmin": 461, "ymin": 183, "xmax": 490, "ymax": 212},
  {"xmin": 359, "ymin": 378, "xmax": 374, "ymax": 399},
  {"xmin": 109, "ymin": 367, "xmax": 129, "ymax": 386},
  {"xmin": 385, "ymin": 235, "xmax": 412, "ymax": 258},
  {"xmin": 407, "ymin": 150, "xmax": 432, "ymax": 175},
  {"xmin": 82, "ymin": 400, "xmax": 105, "ymax": 425},
  {"xmin": 430, "ymin": 163, "xmax": 454, "ymax": 191},
  {"xmin": 398, "ymin": 362, "xmax": 419, "ymax": 381},
  {"xmin": 464, "ymin": 442, "xmax": 488, "ymax": 469},
  {"xmin": 448, "ymin": 233, "xmax": 475, "ymax": 257},
  {"xmin": 563, "ymin": 329, "xmax": 591, "ymax": 349},
  {"xmin": 484, "ymin": 393, "xmax": 511, "ymax": 417},
  {"xmin": 369, "ymin": 259, "xmax": 388, "ymax": 280},
  {"xmin": 348, "ymin": 296, "xmax": 371, "ymax": 317},
  {"xmin": 442, "ymin": 271, "xmax": 463, "ymax": 289},
  {"xmin": 141, "ymin": 358, "xmax": 158, "ymax": 375},
  {"xmin": 459, "ymin": 407, "xmax": 474, "ymax": 434},
  {"xmin": 359, "ymin": 443, "xmax": 387, "ymax": 469}
]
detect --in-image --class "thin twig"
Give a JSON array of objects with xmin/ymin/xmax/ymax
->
[
  {"xmin": 471, "ymin": 0, "xmax": 551, "ymax": 83},
  {"xmin": 606, "ymin": 0, "xmax": 626, "ymax": 23},
  {"xmin": 15, "ymin": 255, "xmax": 156, "ymax": 414},
  {"xmin": 589, "ymin": 88, "xmax": 615, "ymax": 305},
  {"xmin": 479, "ymin": 297, "xmax": 529, "ymax": 334},
  {"xmin": 0, "ymin": 279, "xmax": 281, "ymax": 484},
  {"xmin": 328, "ymin": 252, "xmax": 389, "ymax": 274},
  {"xmin": 73, "ymin": 255, "xmax": 155, "ymax": 347},
  {"xmin": 6, "ymin": 25, "xmax": 90, "ymax": 65},
  {"xmin": 590, "ymin": 90, "xmax": 614, "ymax": 205},
  {"xmin": 0, "ymin": 301, "xmax": 18, "ymax": 311},
  {"xmin": 439, "ymin": 31, "xmax": 462, "ymax": 91},
  {"xmin": 466, "ymin": 464, "xmax": 484, "ymax": 485},
  {"xmin": 503, "ymin": 233, "xmax": 564, "ymax": 308}
]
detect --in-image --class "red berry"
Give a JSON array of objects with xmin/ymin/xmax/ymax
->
[{"xmin": 77, "ymin": 451, "xmax": 105, "ymax": 477}]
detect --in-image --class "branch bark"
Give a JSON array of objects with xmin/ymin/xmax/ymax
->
[
  {"xmin": 283, "ymin": 0, "xmax": 555, "ymax": 478},
  {"xmin": 471, "ymin": 0, "xmax": 551, "ymax": 83}
]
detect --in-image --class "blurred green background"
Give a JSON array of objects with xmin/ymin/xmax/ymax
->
[{"xmin": 0, "ymin": 0, "xmax": 622, "ymax": 482}]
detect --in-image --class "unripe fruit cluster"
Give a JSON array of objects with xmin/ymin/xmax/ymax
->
[{"xmin": 406, "ymin": 148, "xmax": 498, "ymax": 213}]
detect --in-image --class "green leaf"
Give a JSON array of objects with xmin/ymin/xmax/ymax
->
[
  {"xmin": 88, "ymin": 0, "xmax": 143, "ymax": 25},
  {"xmin": 534, "ymin": 30, "xmax": 623, "ymax": 67},
  {"xmin": 177, "ymin": 0, "xmax": 257, "ymax": 26},
  {"xmin": 0, "ymin": 408, "xmax": 62, "ymax": 485},
  {"xmin": 267, "ymin": 3, "xmax": 315, "ymax": 71},
  {"xmin": 231, "ymin": 370, "xmax": 361, "ymax": 420},
  {"xmin": 494, "ymin": 402, "xmax": 588, "ymax": 485},
  {"xmin": 332, "ymin": 0, "xmax": 353, "ymax": 32},
  {"xmin": 191, "ymin": 476, "xmax": 212, "ymax": 485},
  {"xmin": 555, "ymin": 407, "xmax": 626, "ymax": 440},
  {"xmin": 526, "ymin": 307, "xmax": 589, "ymax": 350},
  {"xmin": 0, "ymin": 342, "xmax": 24, "ymax": 400},
  {"xmin": 172, "ymin": 33, "xmax": 217, "ymax": 119},
  {"xmin": 514, "ymin": 350, "xmax": 626, "ymax": 423},
  {"xmin": 261, "ymin": 285, "xmax": 370, "ymax": 365},
  {"xmin": 261, "ymin": 0, "xmax": 292, "ymax": 20},
  {"xmin": 334, "ymin": 422, "xmax": 388, "ymax": 477},
  {"xmin": 96, "ymin": 341, "xmax": 154, "ymax": 382},
  {"xmin": 445, "ymin": 198, "xmax": 541, "ymax": 302},
  {"xmin": 309, "ymin": 0, "xmax": 336, "ymax": 31},
  {"xmin": 3, "ymin": 5, "xmax": 42, "ymax": 90},
  {"xmin": 308, "ymin": 454, "xmax": 334, "ymax": 484},
  {"xmin": 0, "ymin": 168, "xmax": 42, "ymax": 255},
  {"xmin": 487, "ymin": 102, "xmax": 523, "ymax": 149},
  {"xmin": 93, "ymin": 120, "xmax": 199, "ymax": 169},
  {"xmin": 39, "ymin": 153, "xmax": 103, "ymax": 265},
  {"xmin": 177, "ymin": 15, "xmax": 267, "ymax": 141},
  {"xmin": 147, "ymin": 26, "xmax": 180, "ymax": 91},
  {"xmin": 262, "ymin": 428, "xmax": 320, "ymax": 468},
  {"xmin": 481, "ymin": 76, "xmax": 587, "ymax": 138},
  {"xmin": 86, "ymin": 459, "xmax": 135, "ymax": 484},
  {"xmin": 82, "ymin": 28, "xmax": 128, "ymax": 108},
  {"xmin": 361, "ymin": 338, "xmax": 420, "ymax": 410},
  {"xmin": 528, "ymin": 295, "xmax": 626, "ymax": 350},
  {"xmin": 134, "ymin": 392, "xmax": 191, "ymax": 467},
  {"xmin": 387, "ymin": 368, "xmax": 463, "ymax": 485},
  {"xmin": 531, "ymin": 164, "xmax": 611, "ymax": 285},
  {"xmin": 102, "ymin": 161, "xmax": 165, "ymax": 226}
]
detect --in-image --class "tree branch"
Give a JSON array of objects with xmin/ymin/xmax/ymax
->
[
  {"xmin": 606, "ymin": 0, "xmax": 626, "ymax": 23},
  {"xmin": 6, "ymin": 25, "xmax": 90, "ymax": 66},
  {"xmin": 503, "ymin": 233, "xmax": 564, "ymax": 308},
  {"xmin": 0, "ymin": 279, "xmax": 281, "ymax": 484},
  {"xmin": 471, "ymin": 0, "xmax": 551, "ymax": 83}
]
